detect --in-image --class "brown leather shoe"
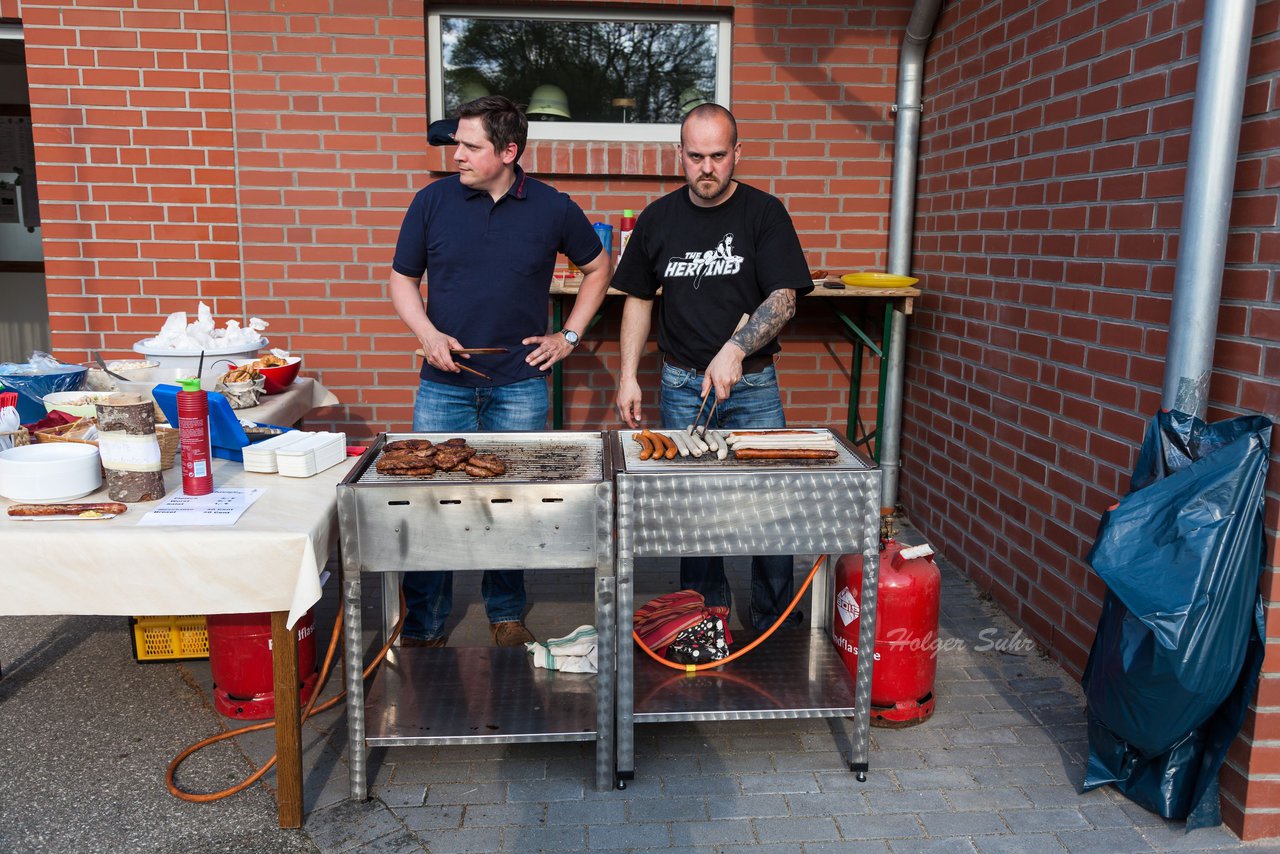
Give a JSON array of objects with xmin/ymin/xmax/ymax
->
[
  {"xmin": 490, "ymin": 621, "xmax": 535, "ymax": 647},
  {"xmin": 400, "ymin": 635, "xmax": 447, "ymax": 648}
]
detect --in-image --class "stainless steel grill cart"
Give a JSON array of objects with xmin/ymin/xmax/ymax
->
[
  {"xmin": 610, "ymin": 428, "xmax": 881, "ymax": 786},
  {"xmin": 337, "ymin": 432, "xmax": 616, "ymax": 797}
]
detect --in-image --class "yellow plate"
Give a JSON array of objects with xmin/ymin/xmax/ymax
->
[{"xmin": 840, "ymin": 272, "xmax": 919, "ymax": 288}]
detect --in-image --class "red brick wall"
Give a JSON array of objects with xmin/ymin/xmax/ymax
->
[
  {"xmin": 16, "ymin": 0, "xmax": 911, "ymax": 441},
  {"xmin": 905, "ymin": 0, "xmax": 1280, "ymax": 838}
]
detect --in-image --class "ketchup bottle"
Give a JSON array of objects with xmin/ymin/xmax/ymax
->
[
  {"xmin": 619, "ymin": 209, "xmax": 636, "ymax": 262},
  {"xmin": 177, "ymin": 377, "xmax": 213, "ymax": 495}
]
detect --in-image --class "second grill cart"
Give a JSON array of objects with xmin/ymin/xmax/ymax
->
[
  {"xmin": 337, "ymin": 431, "xmax": 616, "ymax": 797},
  {"xmin": 610, "ymin": 428, "xmax": 882, "ymax": 786}
]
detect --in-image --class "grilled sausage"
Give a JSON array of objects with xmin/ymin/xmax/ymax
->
[
  {"xmin": 7, "ymin": 502, "xmax": 128, "ymax": 517},
  {"xmin": 658, "ymin": 431, "xmax": 678, "ymax": 460},
  {"xmin": 731, "ymin": 448, "xmax": 839, "ymax": 460},
  {"xmin": 637, "ymin": 429, "xmax": 657, "ymax": 461}
]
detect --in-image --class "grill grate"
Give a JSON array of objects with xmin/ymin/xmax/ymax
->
[{"xmin": 353, "ymin": 432, "xmax": 605, "ymax": 485}]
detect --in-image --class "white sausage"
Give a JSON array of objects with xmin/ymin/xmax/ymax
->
[{"xmin": 669, "ymin": 430, "xmax": 692, "ymax": 458}]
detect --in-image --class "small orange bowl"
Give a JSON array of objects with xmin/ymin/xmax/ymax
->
[{"xmin": 231, "ymin": 355, "xmax": 301, "ymax": 395}]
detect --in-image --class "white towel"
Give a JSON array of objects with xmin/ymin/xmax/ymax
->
[{"xmin": 526, "ymin": 625, "xmax": 598, "ymax": 673}]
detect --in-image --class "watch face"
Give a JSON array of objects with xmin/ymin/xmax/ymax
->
[{"xmin": 563, "ymin": 329, "xmax": 580, "ymax": 345}]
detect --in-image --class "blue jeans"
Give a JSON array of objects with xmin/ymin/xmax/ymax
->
[
  {"xmin": 659, "ymin": 361, "xmax": 801, "ymax": 631},
  {"xmin": 401, "ymin": 377, "xmax": 549, "ymax": 641}
]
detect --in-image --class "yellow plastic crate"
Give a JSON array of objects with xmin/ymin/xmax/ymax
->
[{"xmin": 130, "ymin": 615, "xmax": 210, "ymax": 662}]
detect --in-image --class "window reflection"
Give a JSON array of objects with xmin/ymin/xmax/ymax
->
[{"xmin": 441, "ymin": 16, "xmax": 718, "ymax": 124}]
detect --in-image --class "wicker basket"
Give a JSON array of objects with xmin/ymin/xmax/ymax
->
[
  {"xmin": 0, "ymin": 426, "xmax": 30, "ymax": 450},
  {"xmin": 35, "ymin": 418, "xmax": 180, "ymax": 470}
]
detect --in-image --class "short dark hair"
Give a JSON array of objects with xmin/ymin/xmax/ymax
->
[
  {"xmin": 680, "ymin": 103, "xmax": 737, "ymax": 147},
  {"xmin": 457, "ymin": 95, "xmax": 529, "ymax": 162}
]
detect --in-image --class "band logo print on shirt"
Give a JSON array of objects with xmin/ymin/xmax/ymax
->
[{"xmin": 663, "ymin": 233, "xmax": 744, "ymax": 288}]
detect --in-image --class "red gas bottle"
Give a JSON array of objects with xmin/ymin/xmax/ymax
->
[
  {"xmin": 206, "ymin": 610, "xmax": 320, "ymax": 720},
  {"xmin": 833, "ymin": 539, "xmax": 941, "ymax": 726}
]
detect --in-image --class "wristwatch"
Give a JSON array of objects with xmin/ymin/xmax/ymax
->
[{"xmin": 560, "ymin": 328, "xmax": 581, "ymax": 347}]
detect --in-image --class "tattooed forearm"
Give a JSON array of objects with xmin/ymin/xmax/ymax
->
[{"xmin": 730, "ymin": 289, "xmax": 797, "ymax": 356}]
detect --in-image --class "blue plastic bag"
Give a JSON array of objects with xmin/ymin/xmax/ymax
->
[
  {"xmin": 0, "ymin": 351, "xmax": 88, "ymax": 424},
  {"xmin": 1081, "ymin": 409, "xmax": 1270, "ymax": 829}
]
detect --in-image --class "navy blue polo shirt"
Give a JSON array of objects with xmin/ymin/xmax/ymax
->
[{"xmin": 392, "ymin": 165, "xmax": 602, "ymax": 386}]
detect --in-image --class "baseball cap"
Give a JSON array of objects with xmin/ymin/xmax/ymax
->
[{"xmin": 428, "ymin": 118, "xmax": 459, "ymax": 146}]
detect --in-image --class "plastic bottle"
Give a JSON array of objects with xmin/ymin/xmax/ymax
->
[
  {"xmin": 619, "ymin": 209, "xmax": 636, "ymax": 262},
  {"xmin": 176, "ymin": 377, "xmax": 213, "ymax": 496},
  {"xmin": 592, "ymin": 222, "xmax": 613, "ymax": 260}
]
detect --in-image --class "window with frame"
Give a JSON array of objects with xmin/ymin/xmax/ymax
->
[{"xmin": 427, "ymin": 7, "xmax": 732, "ymax": 143}]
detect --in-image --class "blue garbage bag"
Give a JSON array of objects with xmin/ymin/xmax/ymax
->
[{"xmin": 1081, "ymin": 409, "xmax": 1270, "ymax": 829}]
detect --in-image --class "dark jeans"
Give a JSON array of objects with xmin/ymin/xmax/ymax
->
[
  {"xmin": 658, "ymin": 361, "xmax": 801, "ymax": 631},
  {"xmin": 401, "ymin": 377, "xmax": 548, "ymax": 641}
]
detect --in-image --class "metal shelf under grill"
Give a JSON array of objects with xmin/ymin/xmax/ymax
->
[{"xmin": 364, "ymin": 648, "xmax": 599, "ymax": 746}]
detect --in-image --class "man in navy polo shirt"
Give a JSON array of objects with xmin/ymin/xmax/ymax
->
[{"xmin": 389, "ymin": 95, "xmax": 611, "ymax": 648}]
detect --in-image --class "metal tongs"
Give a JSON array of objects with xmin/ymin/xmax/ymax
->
[{"xmin": 689, "ymin": 394, "xmax": 718, "ymax": 437}]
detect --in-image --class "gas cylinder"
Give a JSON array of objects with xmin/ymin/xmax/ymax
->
[
  {"xmin": 206, "ymin": 610, "xmax": 320, "ymax": 720},
  {"xmin": 833, "ymin": 539, "xmax": 941, "ymax": 726}
]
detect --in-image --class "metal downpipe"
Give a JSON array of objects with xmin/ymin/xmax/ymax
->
[
  {"xmin": 881, "ymin": 0, "xmax": 944, "ymax": 512},
  {"xmin": 1161, "ymin": 0, "xmax": 1256, "ymax": 417}
]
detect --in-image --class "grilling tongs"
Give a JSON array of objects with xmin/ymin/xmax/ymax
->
[{"xmin": 689, "ymin": 312, "xmax": 748, "ymax": 436}]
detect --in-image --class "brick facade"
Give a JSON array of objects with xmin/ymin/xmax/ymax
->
[
  {"xmin": 906, "ymin": 0, "xmax": 1280, "ymax": 839},
  {"xmin": 6, "ymin": 0, "xmax": 1279, "ymax": 839}
]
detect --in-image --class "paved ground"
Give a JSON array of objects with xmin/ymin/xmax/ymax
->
[{"xmin": 1, "ymin": 519, "xmax": 1271, "ymax": 853}]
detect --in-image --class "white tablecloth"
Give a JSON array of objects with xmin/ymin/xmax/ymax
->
[
  {"xmin": 0, "ymin": 456, "xmax": 356, "ymax": 628},
  {"xmin": 233, "ymin": 377, "xmax": 339, "ymax": 428}
]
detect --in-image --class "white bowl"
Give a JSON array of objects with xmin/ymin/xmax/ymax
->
[
  {"xmin": 0, "ymin": 442, "xmax": 103, "ymax": 503},
  {"xmin": 132, "ymin": 337, "xmax": 268, "ymax": 372},
  {"xmin": 42, "ymin": 390, "xmax": 121, "ymax": 419},
  {"xmin": 85, "ymin": 359, "xmax": 161, "ymax": 391}
]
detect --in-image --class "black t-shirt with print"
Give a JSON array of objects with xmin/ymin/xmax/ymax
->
[{"xmin": 612, "ymin": 181, "xmax": 812, "ymax": 371}]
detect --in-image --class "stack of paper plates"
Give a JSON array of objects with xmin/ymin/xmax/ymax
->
[
  {"xmin": 275, "ymin": 432, "xmax": 347, "ymax": 478},
  {"xmin": 242, "ymin": 431, "xmax": 310, "ymax": 473}
]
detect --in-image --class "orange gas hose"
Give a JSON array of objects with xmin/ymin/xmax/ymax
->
[
  {"xmin": 632, "ymin": 554, "xmax": 827, "ymax": 672},
  {"xmin": 166, "ymin": 598, "xmax": 406, "ymax": 802}
]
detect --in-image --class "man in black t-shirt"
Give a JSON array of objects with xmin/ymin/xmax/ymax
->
[{"xmin": 612, "ymin": 103, "xmax": 814, "ymax": 631}]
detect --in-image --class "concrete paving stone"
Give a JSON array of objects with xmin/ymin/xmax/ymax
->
[
  {"xmin": 424, "ymin": 781, "xmax": 507, "ymax": 805},
  {"xmin": 1008, "ymin": 676, "xmax": 1067, "ymax": 693},
  {"xmin": 816, "ymin": 769, "xmax": 902, "ymax": 792},
  {"xmin": 949, "ymin": 726, "xmax": 1021, "ymax": 746},
  {"xmin": 751, "ymin": 815, "xmax": 843, "ymax": 843},
  {"xmin": 873, "ymin": 727, "xmax": 953, "ymax": 750},
  {"xmin": 835, "ymin": 812, "xmax": 926, "ymax": 840},
  {"xmin": 963, "ymin": 710, "xmax": 1034, "ymax": 727},
  {"xmin": 991, "ymin": 745, "xmax": 1076, "ymax": 767},
  {"xmin": 305, "ymin": 800, "xmax": 407, "ymax": 852},
  {"xmin": 1000, "ymin": 808, "xmax": 1092, "ymax": 833},
  {"xmin": 466, "ymin": 757, "xmax": 550, "ymax": 782},
  {"xmin": 393, "ymin": 804, "xmax": 465, "ymax": 832},
  {"xmin": 626, "ymin": 796, "xmax": 710, "ymax": 823},
  {"xmin": 803, "ymin": 842, "xmax": 893, "ymax": 854},
  {"xmin": 508, "ymin": 777, "xmax": 584, "ymax": 802},
  {"xmin": 500, "ymin": 823, "xmax": 587, "ymax": 852},
  {"xmin": 726, "ymin": 733, "xmax": 807, "ymax": 752},
  {"xmin": 705, "ymin": 793, "xmax": 789, "ymax": 820},
  {"xmin": 737, "ymin": 770, "xmax": 822, "ymax": 795},
  {"xmin": 1020, "ymin": 691, "xmax": 1080, "ymax": 710},
  {"xmin": 870, "ymin": 748, "xmax": 929, "ymax": 770},
  {"xmin": 772, "ymin": 749, "xmax": 852, "ymax": 772},
  {"xmin": 786, "ymin": 791, "xmax": 870, "ymax": 816},
  {"xmin": 1032, "ymin": 706, "xmax": 1088, "ymax": 727},
  {"xmin": 866, "ymin": 789, "xmax": 953, "ymax": 814},
  {"xmin": 1114, "ymin": 799, "xmax": 1174, "ymax": 828},
  {"xmin": 920, "ymin": 747, "xmax": 1000, "ymax": 767},
  {"xmin": 894, "ymin": 768, "xmax": 978, "ymax": 790},
  {"xmin": 461, "ymin": 801, "xmax": 546, "ymax": 826},
  {"xmin": 975, "ymin": 692, "xmax": 1032, "ymax": 712},
  {"xmin": 972, "ymin": 768, "xmax": 1054, "ymax": 788},
  {"xmin": 1078, "ymin": 801, "xmax": 1141, "ymax": 829},
  {"xmin": 373, "ymin": 784, "xmax": 428, "ymax": 808},
  {"xmin": 941, "ymin": 693, "xmax": 1008, "ymax": 712},
  {"xmin": 545, "ymin": 798, "xmax": 627, "ymax": 825},
  {"xmin": 1057, "ymin": 828, "xmax": 1156, "ymax": 853},
  {"xmin": 585, "ymin": 820, "xmax": 672, "ymax": 849},
  {"xmin": 387, "ymin": 759, "xmax": 472, "ymax": 785},
  {"xmin": 662, "ymin": 773, "xmax": 744, "ymax": 797},
  {"xmin": 941, "ymin": 680, "xmax": 1011, "ymax": 696},
  {"xmin": 410, "ymin": 826, "xmax": 503, "ymax": 853},
  {"xmin": 1020, "ymin": 783, "xmax": 1110, "ymax": 809},
  {"xmin": 711, "ymin": 752, "xmax": 780, "ymax": 774},
  {"xmin": 583, "ymin": 771, "xmax": 663, "ymax": 798},
  {"xmin": 1136, "ymin": 821, "xmax": 1254, "ymax": 850},
  {"xmin": 885, "ymin": 839, "xmax": 980, "ymax": 853},
  {"xmin": 716, "ymin": 844, "xmax": 814, "ymax": 854},
  {"xmin": 918, "ymin": 810, "xmax": 1010, "ymax": 836},
  {"xmin": 668, "ymin": 818, "xmax": 757, "ymax": 846},
  {"xmin": 974, "ymin": 834, "xmax": 1069, "ymax": 853},
  {"xmin": 351, "ymin": 830, "xmax": 431, "ymax": 854},
  {"xmin": 942, "ymin": 786, "xmax": 1033, "ymax": 811}
]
